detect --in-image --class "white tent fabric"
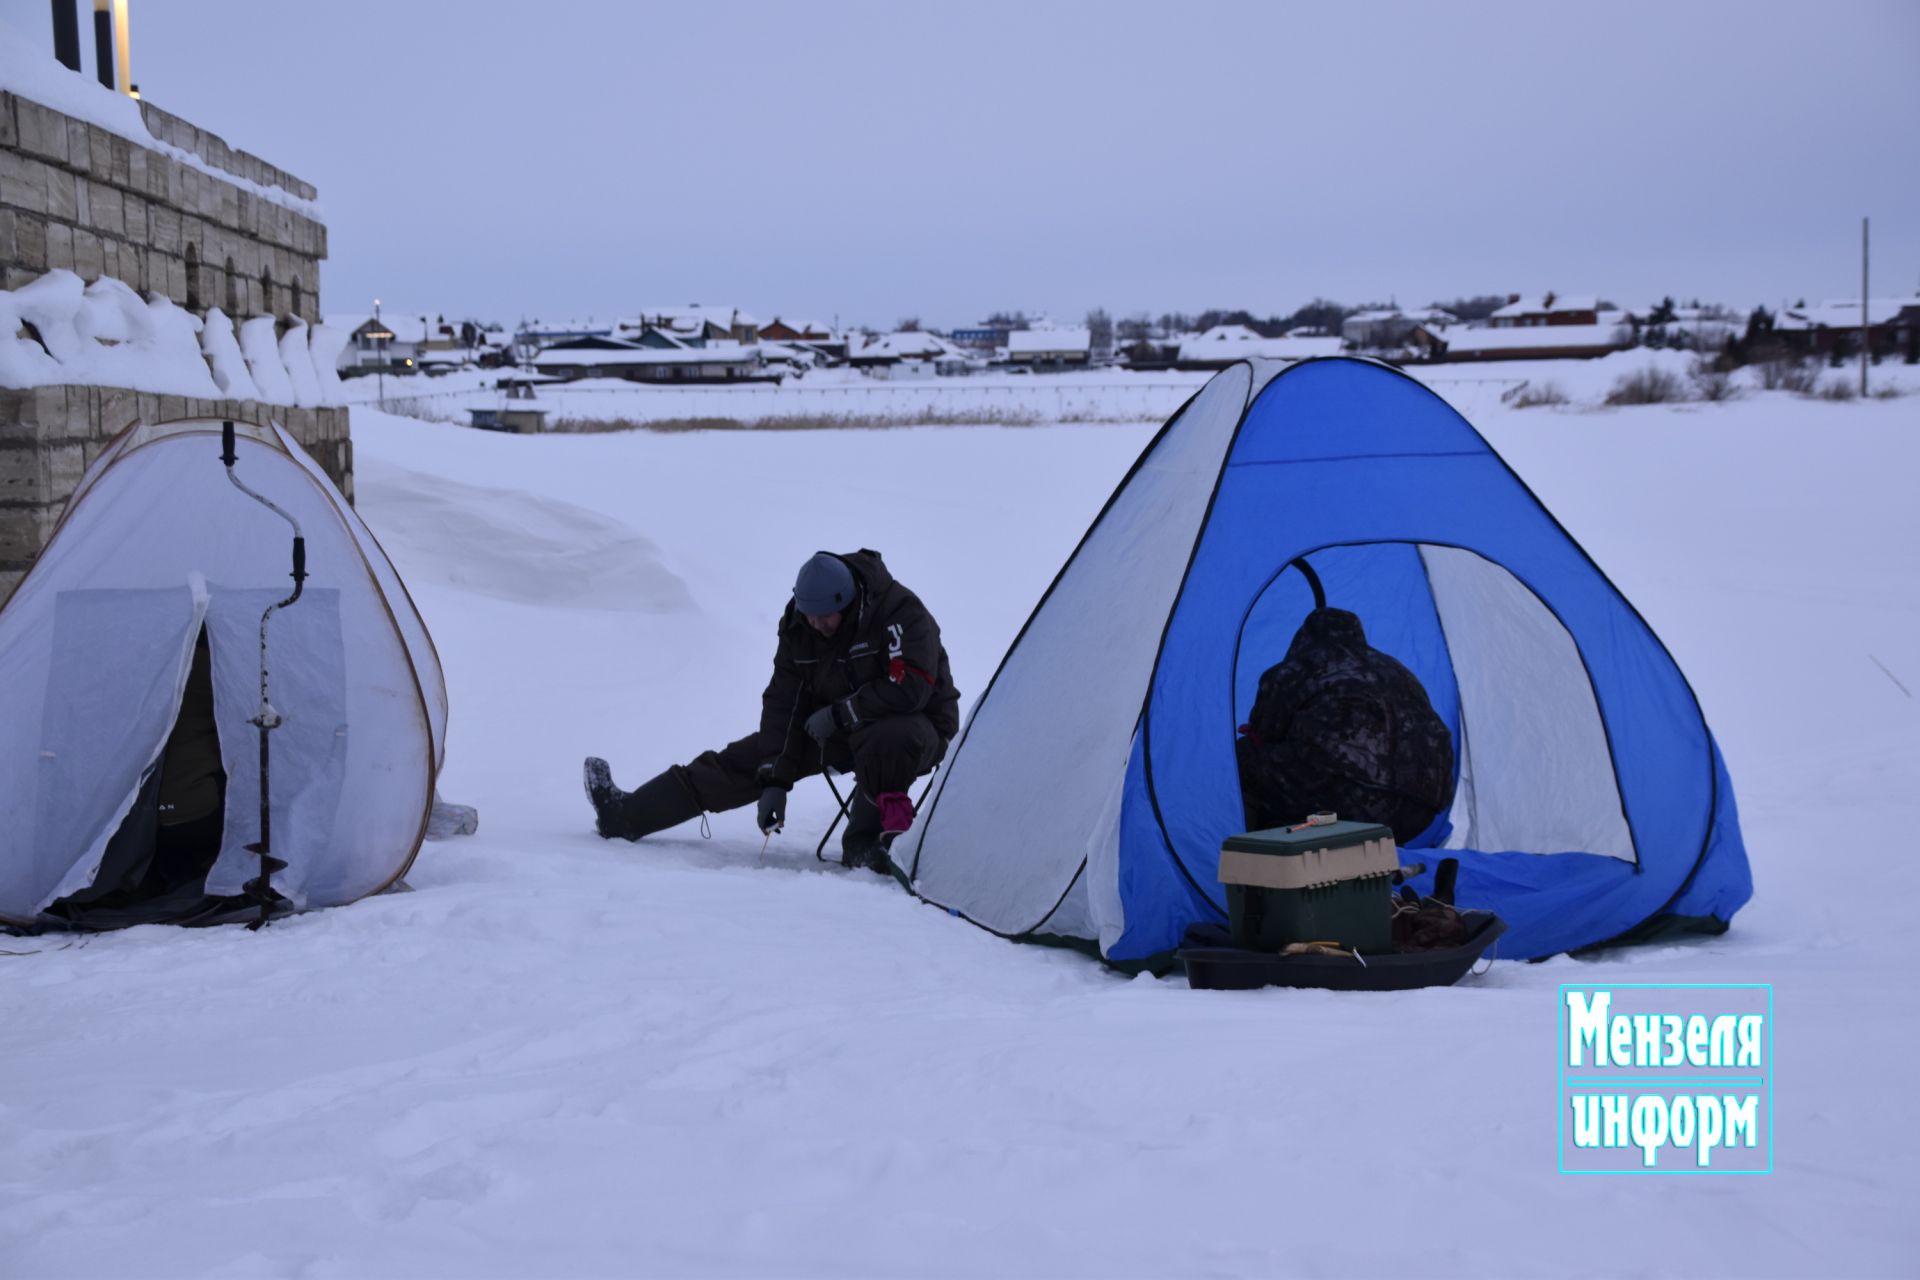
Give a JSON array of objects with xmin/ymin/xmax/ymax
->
[
  {"xmin": 1420, "ymin": 545, "xmax": 1633, "ymax": 862},
  {"xmin": 0, "ymin": 419, "xmax": 441, "ymax": 925},
  {"xmin": 901, "ymin": 363, "xmax": 1259, "ymax": 942}
]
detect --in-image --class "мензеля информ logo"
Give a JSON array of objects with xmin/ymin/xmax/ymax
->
[{"xmin": 1559, "ymin": 984, "xmax": 1772, "ymax": 1175}]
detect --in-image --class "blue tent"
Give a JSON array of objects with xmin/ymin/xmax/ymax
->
[{"xmin": 897, "ymin": 357, "xmax": 1752, "ymax": 963}]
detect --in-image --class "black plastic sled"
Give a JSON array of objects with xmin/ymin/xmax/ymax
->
[{"xmin": 1178, "ymin": 911, "xmax": 1507, "ymax": 992}]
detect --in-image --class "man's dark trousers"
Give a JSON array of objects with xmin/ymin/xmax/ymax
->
[{"xmin": 679, "ymin": 714, "xmax": 946, "ymax": 813}]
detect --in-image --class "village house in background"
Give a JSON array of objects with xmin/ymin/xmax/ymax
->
[
  {"xmin": 1175, "ymin": 324, "xmax": 1343, "ymax": 370},
  {"xmin": 1406, "ymin": 292, "xmax": 1632, "ymax": 363},
  {"xmin": 1006, "ymin": 323, "xmax": 1092, "ymax": 369},
  {"xmin": 1772, "ymin": 298, "xmax": 1920, "ymax": 363}
]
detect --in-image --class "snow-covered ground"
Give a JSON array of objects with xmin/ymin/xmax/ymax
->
[{"xmin": 4, "ymin": 371, "xmax": 1918, "ymax": 1277}]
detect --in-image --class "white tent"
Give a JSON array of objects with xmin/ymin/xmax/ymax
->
[{"xmin": 0, "ymin": 418, "xmax": 447, "ymax": 928}]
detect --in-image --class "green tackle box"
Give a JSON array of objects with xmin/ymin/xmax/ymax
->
[{"xmin": 1218, "ymin": 820, "xmax": 1397, "ymax": 954}]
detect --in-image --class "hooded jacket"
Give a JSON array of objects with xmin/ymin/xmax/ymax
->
[{"xmin": 758, "ymin": 549, "xmax": 961, "ymax": 786}]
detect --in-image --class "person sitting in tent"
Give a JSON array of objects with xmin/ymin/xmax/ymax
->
[
  {"xmin": 1237, "ymin": 606, "xmax": 1456, "ymax": 844},
  {"xmin": 584, "ymin": 549, "xmax": 961, "ymax": 872}
]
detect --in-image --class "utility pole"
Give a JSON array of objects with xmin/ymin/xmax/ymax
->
[
  {"xmin": 375, "ymin": 297, "xmax": 385, "ymax": 403},
  {"xmin": 1861, "ymin": 217, "xmax": 1870, "ymax": 399}
]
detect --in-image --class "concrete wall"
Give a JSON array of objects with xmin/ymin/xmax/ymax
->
[
  {"xmin": 2, "ymin": 82, "xmax": 345, "ymax": 596},
  {"xmin": 0, "ymin": 92, "xmax": 327, "ymax": 322},
  {"xmin": 0, "ymin": 385, "xmax": 351, "ymax": 601}
]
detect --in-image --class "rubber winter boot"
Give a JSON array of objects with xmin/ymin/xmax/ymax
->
[
  {"xmin": 840, "ymin": 789, "xmax": 891, "ymax": 874},
  {"xmin": 583, "ymin": 758, "xmax": 701, "ymax": 842}
]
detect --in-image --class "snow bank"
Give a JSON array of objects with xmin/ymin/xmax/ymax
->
[
  {"xmin": 0, "ymin": 269, "xmax": 217, "ymax": 396},
  {"xmin": 278, "ymin": 320, "xmax": 322, "ymax": 407},
  {"xmin": 0, "ymin": 269, "xmax": 343, "ymax": 405}
]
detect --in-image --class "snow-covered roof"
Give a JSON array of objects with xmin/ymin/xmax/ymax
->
[
  {"xmin": 531, "ymin": 341, "xmax": 761, "ymax": 368},
  {"xmin": 759, "ymin": 341, "xmax": 820, "ymax": 365},
  {"xmin": 855, "ymin": 331, "xmax": 959, "ymax": 360},
  {"xmin": 516, "ymin": 319, "xmax": 612, "ymax": 340},
  {"xmin": 764, "ymin": 317, "xmax": 832, "ymax": 336},
  {"xmin": 1777, "ymin": 297, "xmax": 1920, "ymax": 330},
  {"xmin": 1490, "ymin": 294, "xmax": 1600, "ymax": 319},
  {"xmin": 1007, "ymin": 326, "xmax": 1092, "ymax": 355},
  {"xmin": 331, "ymin": 313, "xmax": 438, "ymax": 345},
  {"xmin": 1189, "ymin": 324, "xmax": 1266, "ymax": 344},
  {"xmin": 624, "ymin": 305, "xmax": 758, "ymax": 335},
  {"xmin": 1177, "ymin": 334, "xmax": 1344, "ymax": 363},
  {"xmin": 1424, "ymin": 323, "xmax": 1629, "ymax": 354}
]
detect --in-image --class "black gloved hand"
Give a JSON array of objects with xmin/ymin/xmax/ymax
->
[
  {"xmin": 804, "ymin": 702, "xmax": 843, "ymax": 744},
  {"xmin": 757, "ymin": 784, "xmax": 787, "ymax": 834}
]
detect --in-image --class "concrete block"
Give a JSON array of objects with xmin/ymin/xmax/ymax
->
[
  {"xmin": 13, "ymin": 214, "xmax": 47, "ymax": 272},
  {"xmin": 145, "ymin": 149, "xmax": 170, "ymax": 201},
  {"xmin": 149, "ymin": 200, "xmax": 181, "ymax": 250},
  {"xmin": 0, "ymin": 388, "xmax": 38, "ymax": 436},
  {"xmin": 0, "ymin": 208, "xmax": 13, "ymax": 260},
  {"xmin": 99, "ymin": 387, "xmax": 136, "ymax": 436},
  {"xmin": 16, "ymin": 99, "xmax": 68, "ymax": 163},
  {"xmin": 0, "ymin": 569, "xmax": 24, "ymax": 600},
  {"xmin": 0, "ymin": 149, "xmax": 51, "ymax": 215},
  {"xmin": 128, "ymin": 144, "xmax": 146, "ymax": 194},
  {"xmin": 87, "ymin": 125, "xmax": 111, "ymax": 177},
  {"xmin": 0, "ymin": 92, "xmax": 15, "ymax": 150},
  {"xmin": 45, "ymin": 169, "xmax": 79, "ymax": 222},
  {"xmin": 217, "ymin": 181, "xmax": 238, "ymax": 231},
  {"xmin": 122, "ymin": 194, "xmax": 150, "ymax": 247},
  {"xmin": 0, "ymin": 444, "xmax": 47, "ymax": 500},
  {"xmin": 71, "ymin": 227, "xmax": 102, "ymax": 281},
  {"xmin": 66, "ymin": 118, "xmax": 91, "ymax": 174},
  {"xmin": 109, "ymin": 135, "xmax": 130, "ymax": 186},
  {"xmin": 45, "ymin": 443, "xmax": 86, "ymax": 502},
  {"xmin": 87, "ymin": 181, "xmax": 124, "ymax": 236},
  {"xmin": 71, "ymin": 172, "xmax": 90, "ymax": 225},
  {"xmin": 0, "ymin": 504, "xmax": 51, "ymax": 565},
  {"xmin": 158, "ymin": 394, "xmax": 187, "ymax": 424},
  {"xmin": 99, "ymin": 238, "xmax": 120, "ymax": 282},
  {"xmin": 45, "ymin": 221, "xmax": 73, "ymax": 272}
]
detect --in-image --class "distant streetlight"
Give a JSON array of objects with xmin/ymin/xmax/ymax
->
[{"xmin": 373, "ymin": 297, "xmax": 387, "ymax": 401}]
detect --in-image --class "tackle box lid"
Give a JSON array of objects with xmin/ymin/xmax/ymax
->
[{"xmin": 1221, "ymin": 820, "xmax": 1395, "ymax": 856}]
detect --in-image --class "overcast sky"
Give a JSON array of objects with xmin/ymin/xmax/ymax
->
[{"xmin": 7, "ymin": 0, "xmax": 1917, "ymax": 329}]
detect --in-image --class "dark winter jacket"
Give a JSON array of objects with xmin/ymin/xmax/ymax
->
[
  {"xmin": 1237, "ymin": 607, "xmax": 1456, "ymax": 842},
  {"xmin": 758, "ymin": 549, "xmax": 961, "ymax": 787}
]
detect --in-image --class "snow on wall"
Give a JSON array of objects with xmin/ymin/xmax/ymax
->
[
  {"xmin": 0, "ymin": 16, "xmax": 323, "ymax": 220},
  {"xmin": 0, "ymin": 269, "xmax": 341, "ymax": 405},
  {"xmin": 200, "ymin": 307, "xmax": 261, "ymax": 399}
]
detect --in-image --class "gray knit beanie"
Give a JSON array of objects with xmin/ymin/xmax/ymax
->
[{"xmin": 793, "ymin": 552, "xmax": 855, "ymax": 615}]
